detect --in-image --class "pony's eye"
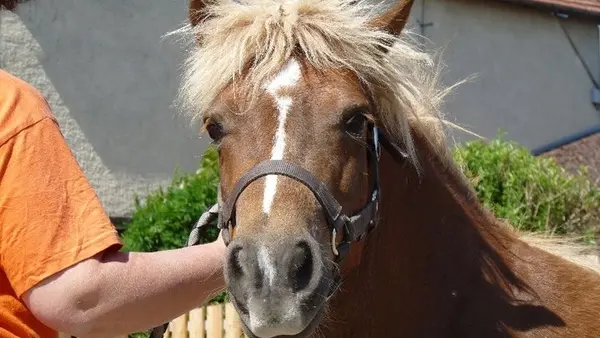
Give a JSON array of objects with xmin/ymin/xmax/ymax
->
[
  {"xmin": 344, "ymin": 112, "xmax": 367, "ymax": 136},
  {"xmin": 206, "ymin": 122, "xmax": 224, "ymax": 141}
]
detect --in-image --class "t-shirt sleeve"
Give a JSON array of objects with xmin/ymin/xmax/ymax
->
[{"xmin": 0, "ymin": 116, "xmax": 123, "ymax": 298}]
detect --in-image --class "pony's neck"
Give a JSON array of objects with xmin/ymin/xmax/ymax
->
[{"xmin": 325, "ymin": 131, "xmax": 520, "ymax": 336}]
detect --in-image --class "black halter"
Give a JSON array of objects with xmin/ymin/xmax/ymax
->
[{"xmin": 218, "ymin": 123, "xmax": 382, "ymax": 263}]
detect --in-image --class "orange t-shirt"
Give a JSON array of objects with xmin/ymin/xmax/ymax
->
[{"xmin": 0, "ymin": 69, "xmax": 123, "ymax": 337}]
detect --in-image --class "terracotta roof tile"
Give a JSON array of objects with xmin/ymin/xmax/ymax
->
[{"xmin": 495, "ymin": 0, "xmax": 600, "ymax": 18}]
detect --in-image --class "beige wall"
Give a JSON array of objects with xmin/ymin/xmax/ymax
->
[{"xmin": 1, "ymin": 0, "xmax": 598, "ymax": 216}]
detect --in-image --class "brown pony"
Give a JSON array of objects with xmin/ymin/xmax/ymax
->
[{"xmin": 172, "ymin": 0, "xmax": 600, "ymax": 336}]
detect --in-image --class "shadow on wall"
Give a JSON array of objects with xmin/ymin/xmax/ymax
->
[{"xmin": 4, "ymin": 0, "xmax": 211, "ymax": 179}]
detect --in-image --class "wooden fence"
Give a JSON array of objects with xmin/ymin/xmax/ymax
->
[
  {"xmin": 162, "ymin": 303, "xmax": 246, "ymax": 338},
  {"xmin": 59, "ymin": 302, "xmax": 247, "ymax": 338}
]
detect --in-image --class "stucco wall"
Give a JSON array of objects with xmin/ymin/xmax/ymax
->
[
  {"xmin": 405, "ymin": 0, "xmax": 600, "ymax": 149},
  {"xmin": 1, "ymin": 0, "xmax": 201, "ymax": 217},
  {"xmin": 1, "ymin": 0, "xmax": 599, "ymax": 216}
]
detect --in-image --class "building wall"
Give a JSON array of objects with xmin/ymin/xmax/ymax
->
[
  {"xmin": 1, "ymin": 0, "xmax": 598, "ymax": 216},
  {"xmin": 1, "ymin": 0, "xmax": 200, "ymax": 216},
  {"xmin": 404, "ymin": 0, "xmax": 600, "ymax": 150}
]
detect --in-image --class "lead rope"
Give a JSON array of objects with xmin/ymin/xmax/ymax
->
[{"xmin": 148, "ymin": 203, "xmax": 221, "ymax": 338}]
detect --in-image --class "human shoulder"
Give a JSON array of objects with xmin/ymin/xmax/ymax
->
[{"xmin": 0, "ymin": 69, "xmax": 57, "ymax": 146}]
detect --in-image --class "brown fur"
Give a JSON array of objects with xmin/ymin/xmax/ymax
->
[{"xmin": 174, "ymin": 0, "xmax": 600, "ymax": 336}]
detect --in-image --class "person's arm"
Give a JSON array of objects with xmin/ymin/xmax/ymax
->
[
  {"xmin": 0, "ymin": 85, "xmax": 227, "ymax": 337},
  {"xmin": 23, "ymin": 239, "xmax": 226, "ymax": 338}
]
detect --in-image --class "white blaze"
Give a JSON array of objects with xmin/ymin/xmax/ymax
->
[
  {"xmin": 262, "ymin": 59, "xmax": 301, "ymax": 214},
  {"xmin": 257, "ymin": 246, "xmax": 276, "ymax": 287}
]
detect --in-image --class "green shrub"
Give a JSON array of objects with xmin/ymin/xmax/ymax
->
[
  {"xmin": 122, "ymin": 146, "xmax": 219, "ymax": 251},
  {"xmin": 452, "ymin": 135, "xmax": 600, "ymax": 241}
]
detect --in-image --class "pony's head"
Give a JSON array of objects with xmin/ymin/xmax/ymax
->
[{"xmin": 177, "ymin": 0, "xmax": 450, "ymax": 336}]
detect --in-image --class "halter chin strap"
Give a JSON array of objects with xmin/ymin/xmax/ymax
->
[{"xmin": 218, "ymin": 124, "xmax": 382, "ymax": 263}]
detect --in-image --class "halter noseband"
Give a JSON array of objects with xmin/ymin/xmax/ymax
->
[{"xmin": 217, "ymin": 123, "xmax": 382, "ymax": 263}]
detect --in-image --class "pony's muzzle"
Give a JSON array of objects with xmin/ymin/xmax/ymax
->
[{"xmin": 224, "ymin": 233, "xmax": 328, "ymax": 338}]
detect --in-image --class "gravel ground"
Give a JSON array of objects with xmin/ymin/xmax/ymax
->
[{"xmin": 539, "ymin": 133, "xmax": 600, "ymax": 186}]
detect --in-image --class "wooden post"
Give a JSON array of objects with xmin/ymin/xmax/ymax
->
[
  {"xmin": 224, "ymin": 303, "xmax": 243, "ymax": 338},
  {"xmin": 188, "ymin": 307, "xmax": 206, "ymax": 338},
  {"xmin": 170, "ymin": 313, "xmax": 189, "ymax": 338},
  {"xmin": 206, "ymin": 304, "xmax": 224, "ymax": 338}
]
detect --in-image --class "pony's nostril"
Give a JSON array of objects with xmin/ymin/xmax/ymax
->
[
  {"xmin": 290, "ymin": 241, "xmax": 313, "ymax": 292},
  {"xmin": 229, "ymin": 245, "xmax": 244, "ymax": 279}
]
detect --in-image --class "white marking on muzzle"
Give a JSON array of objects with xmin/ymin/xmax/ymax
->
[
  {"xmin": 257, "ymin": 246, "xmax": 276, "ymax": 287},
  {"xmin": 262, "ymin": 58, "xmax": 301, "ymax": 214}
]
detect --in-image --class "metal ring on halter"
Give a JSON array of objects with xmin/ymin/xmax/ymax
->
[{"xmin": 332, "ymin": 228, "xmax": 339, "ymax": 256}]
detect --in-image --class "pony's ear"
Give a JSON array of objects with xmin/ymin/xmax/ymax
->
[
  {"xmin": 189, "ymin": 0, "xmax": 209, "ymax": 26},
  {"xmin": 369, "ymin": 0, "xmax": 414, "ymax": 36}
]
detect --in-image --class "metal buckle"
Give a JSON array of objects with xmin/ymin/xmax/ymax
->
[
  {"xmin": 371, "ymin": 188, "xmax": 379, "ymax": 202},
  {"xmin": 373, "ymin": 125, "xmax": 381, "ymax": 161}
]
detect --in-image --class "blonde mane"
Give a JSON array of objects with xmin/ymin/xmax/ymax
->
[{"xmin": 172, "ymin": 0, "xmax": 460, "ymax": 169}]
